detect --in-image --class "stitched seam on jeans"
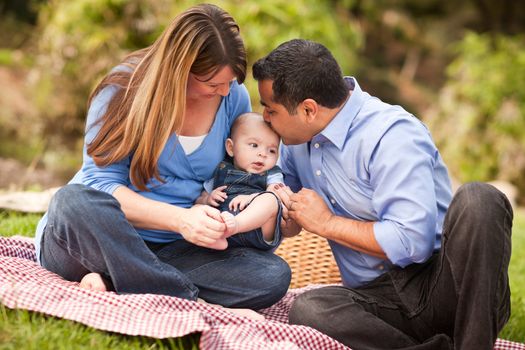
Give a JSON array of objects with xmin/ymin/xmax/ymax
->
[
  {"xmin": 492, "ymin": 211, "xmax": 511, "ymax": 318},
  {"xmin": 50, "ymin": 232, "xmax": 104, "ymax": 274},
  {"xmin": 406, "ymin": 254, "xmax": 446, "ymax": 318}
]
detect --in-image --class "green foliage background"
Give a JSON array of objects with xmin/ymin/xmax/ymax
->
[{"xmin": 1, "ymin": 0, "xmax": 525, "ymax": 203}]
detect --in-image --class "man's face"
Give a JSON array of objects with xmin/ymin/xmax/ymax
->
[{"xmin": 257, "ymin": 80, "xmax": 312, "ymax": 145}]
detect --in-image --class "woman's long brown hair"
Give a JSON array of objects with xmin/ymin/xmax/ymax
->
[{"xmin": 86, "ymin": 4, "xmax": 246, "ymax": 190}]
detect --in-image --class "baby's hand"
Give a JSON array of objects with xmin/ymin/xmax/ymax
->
[
  {"xmin": 229, "ymin": 194, "xmax": 258, "ymax": 212},
  {"xmin": 207, "ymin": 186, "xmax": 228, "ymax": 207}
]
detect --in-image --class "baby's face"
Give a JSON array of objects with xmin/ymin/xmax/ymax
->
[{"xmin": 229, "ymin": 122, "xmax": 280, "ymax": 174}]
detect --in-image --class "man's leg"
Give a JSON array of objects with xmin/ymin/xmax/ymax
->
[
  {"xmin": 425, "ymin": 182, "xmax": 513, "ymax": 349},
  {"xmin": 40, "ymin": 184, "xmax": 199, "ymax": 299},
  {"xmin": 289, "ymin": 182, "xmax": 512, "ymax": 349},
  {"xmin": 289, "ymin": 282, "xmax": 452, "ymax": 350}
]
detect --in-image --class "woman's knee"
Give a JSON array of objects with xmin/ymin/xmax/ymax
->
[
  {"xmin": 49, "ymin": 184, "xmax": 116, "ymax": 220},
  {"xmin": 259, "ymin": 253, "xmax": 291, "ymax": 294},
  {"xmin": 248, "ymin": 252, "xmax": 291, "ymax": 308}
]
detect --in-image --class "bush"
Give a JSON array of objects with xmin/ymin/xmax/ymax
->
[{"xmin": 427, "ymin": 32, "xmax": 525, "ymax": 203}]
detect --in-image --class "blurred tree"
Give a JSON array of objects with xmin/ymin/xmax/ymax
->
[
  {"xmin": 29, "ymin": 0, "xmax": 169, "ymax": 173},
  {"xmin": 2, "ymin": 0, "xmax": 525, "ymax": 199},
  {"xmin": 426, "ymin": 32, "xmax": 525, "ymax": 202},
  {"xmin": 0, "ymin": 0, "xmax": 45, "ymax": 48}
]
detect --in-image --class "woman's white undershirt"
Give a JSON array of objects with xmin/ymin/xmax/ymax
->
[{"xmin": 178, "ymin": 134, "xmax": 208, "ymax": 155}]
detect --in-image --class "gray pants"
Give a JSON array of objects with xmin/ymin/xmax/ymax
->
[{"xmin": 289, "ymin": 183, "xmax": 513, "ymax": 350}]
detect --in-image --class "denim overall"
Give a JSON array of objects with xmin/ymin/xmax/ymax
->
[{"xmin": 212, "ymin": 160, "xmax": 283, "ymax": 250}]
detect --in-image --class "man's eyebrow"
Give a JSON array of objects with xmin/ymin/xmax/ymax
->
[{"xmin": 260, "ymin": 100, "xmax": 268, "ymax": 107}]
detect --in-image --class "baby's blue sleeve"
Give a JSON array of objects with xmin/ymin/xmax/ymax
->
[
  {"xmin": 267, "ymin": 172, "xmax": 284, "ymax": 185},
  {"xmin": 203, "ymin": 178, "xmax": 214, "ymax": 193}
]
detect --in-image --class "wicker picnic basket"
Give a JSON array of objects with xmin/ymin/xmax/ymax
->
[{"xmin": 275, "ymin": 230, "xmax": 341, "ymax": 288}]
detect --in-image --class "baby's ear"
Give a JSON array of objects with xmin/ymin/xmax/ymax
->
[{"xmin": 225, "ymin": 138, "xmax": 234, "ymax": 157}]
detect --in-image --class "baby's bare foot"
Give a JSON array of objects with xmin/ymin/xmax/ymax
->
[
  {"xmin": 197, "ymin": 298, "xmax": 265, "ymax": 321},
  {"xmin": 220, "ymin": 211, "xmax": 238, "ymax": 237},
  {"xmin": 79, "ymin": 273, "xmax": 109, "ymax": 292}
]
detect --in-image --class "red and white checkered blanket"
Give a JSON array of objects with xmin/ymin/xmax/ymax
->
[{"xmin": 1, "ymin": 236, "xmax": 523, "ymax": 350}]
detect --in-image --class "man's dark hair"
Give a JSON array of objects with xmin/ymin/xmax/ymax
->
[{"xmin": 253, "ymin": 39, "xmax": 348, "ymax": 113}]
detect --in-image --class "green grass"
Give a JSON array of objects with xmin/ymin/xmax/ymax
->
[
  {"xmin": 499, "ymin": 209, "xmax": 525, "ymax": 342},
  {"xmin": 1, "ymin": 209, "xmax": 524, "ymax": 347},
  {"xmin": 0, "ymin": 306, "xmax": 199, "ymax": 350}
]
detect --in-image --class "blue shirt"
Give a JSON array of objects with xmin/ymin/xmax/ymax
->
[
  {"xmin": 279, "ymin": 77, "xmax": 452, "ymax": 288},
  {"xmin": 34, "ymin": 80, "xmax": 251, "ymax": 263}
]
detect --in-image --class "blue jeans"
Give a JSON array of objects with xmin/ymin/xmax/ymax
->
[
  {"xmin": 40, "ymin": 184, "xmax": 291, "ymax": 309},
  {"xmin": 289, "ymin": 183, "xmax": 513, "ymax": 349}
]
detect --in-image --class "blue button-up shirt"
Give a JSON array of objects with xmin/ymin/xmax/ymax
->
[{"xmin": 278, "ymin": 77, "xmax": 452, "ymax": 288}]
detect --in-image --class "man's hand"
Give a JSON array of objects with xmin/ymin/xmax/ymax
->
[{"xmin": 277, "ymin": 186, "xmax": 333, "ymax": 235}]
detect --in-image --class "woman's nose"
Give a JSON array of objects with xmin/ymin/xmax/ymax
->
[{"xmin": 217, "ymin": 83, "xmax": 230, "ymax": 97}]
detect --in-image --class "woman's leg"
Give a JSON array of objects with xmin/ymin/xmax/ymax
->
[
  {"xmin": 40, "ymin": 184, "xmax": 199, "ymax": 300},
  {"xmin": 150, "ymin": 239, "xmax": 291, "ymax": 309}
]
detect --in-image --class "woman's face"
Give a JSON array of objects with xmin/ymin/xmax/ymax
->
[{"xmin": 187, "ymin": 66, "xmax": 236, "ymax": 100}]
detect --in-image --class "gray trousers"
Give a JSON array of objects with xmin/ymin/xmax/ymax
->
[{"xmin": 289, "ymin": 183, "xmax": 513, "ymax": 350}]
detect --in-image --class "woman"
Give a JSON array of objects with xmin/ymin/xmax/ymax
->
[{"xmin": 34, "ymin": 4, "xmax": 291, "ymax": 314}]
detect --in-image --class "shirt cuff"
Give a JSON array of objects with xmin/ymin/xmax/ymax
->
[{"xmin": 373, "ymin": 220, "xmax": 411, "ymax": 267}]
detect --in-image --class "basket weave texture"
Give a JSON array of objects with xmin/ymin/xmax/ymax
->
[{"xmin": 275, "ymin": 230, "xmax": 342, "ymax": 288}]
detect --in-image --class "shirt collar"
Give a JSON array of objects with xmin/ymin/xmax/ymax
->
[{"xmin": 317, "ymin": 77, "xmax": 366, "ymax": 150}]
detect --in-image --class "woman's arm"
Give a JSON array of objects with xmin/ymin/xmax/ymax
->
[{"xmin": 113, "ymin": 186, "xmax": 228, "ymax": 248}]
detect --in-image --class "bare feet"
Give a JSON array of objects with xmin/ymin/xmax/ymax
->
[
  {"xmin": 197, "ymin": 298, "xmax": 265, "ymax": 321},
  {"xmin": 79, "ymin": 272, "xmax": 110, "ymax": 292},
  {"xmin": 220, "ymin": 211, "xmax": 238, "ymax": 237}
]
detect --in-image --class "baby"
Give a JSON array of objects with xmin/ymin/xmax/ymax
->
[{"xmin": 196, "ymin": 112, "xmax": 283, "ymax": 250}]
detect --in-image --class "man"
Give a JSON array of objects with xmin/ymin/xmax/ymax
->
[{"xmin": 253, "ymin": 39, "xmax": 512, "ymax": 350}]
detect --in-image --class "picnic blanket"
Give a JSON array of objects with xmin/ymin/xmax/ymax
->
[{"xmin": 1, "ymin": 236, "xmax": 523, "ymax": 350}]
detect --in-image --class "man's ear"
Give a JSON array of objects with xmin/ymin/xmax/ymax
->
[
  {"xmin": 225, "ymin": 138, "xmax": 234, "ymax": 157},
  {"xmin": 302, "ymin": 99, "xmax": 318, "ymax": 123}
]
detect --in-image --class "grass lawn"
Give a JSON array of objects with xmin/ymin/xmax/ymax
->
[{"xmin": 0, "ymin": 209, "xmax": 524, "ymax": 348}]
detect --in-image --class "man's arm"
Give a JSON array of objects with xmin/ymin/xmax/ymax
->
[{"xmin": 276, "ymin": 186, "xmax": 386, "ymax": 258}]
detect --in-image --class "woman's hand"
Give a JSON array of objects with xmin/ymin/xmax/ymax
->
[{"xmin": 178, "ymin": 205, "xmax": 228, "ymax": 250}]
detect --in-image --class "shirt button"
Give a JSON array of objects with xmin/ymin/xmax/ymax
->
[
  {"xmin": 316, "ymin": 170, "xmax": 321, "ymax": 176},
  {"xmin": 378, "ymin": 264, "xmax": 384, "ymax": 271},
  {"xmin": 314, "ymin": 143, "xmax": 320, "ymax": 149},
  {"xmin": 330, "ymin": 198, "xmax": 336, "ymax": 204}
]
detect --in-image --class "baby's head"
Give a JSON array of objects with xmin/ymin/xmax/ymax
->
[{"xmin": 226, "ymin": 112, "xmax": 280, "ymax": 174}]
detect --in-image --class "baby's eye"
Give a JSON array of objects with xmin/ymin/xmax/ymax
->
[
  {"xmin": 269, "ymin": 149, "xmax": 277, "ymax": 154},
  {"xmin": 249, "ymin": 143, "xmax": 258, "ymax": 148}
]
